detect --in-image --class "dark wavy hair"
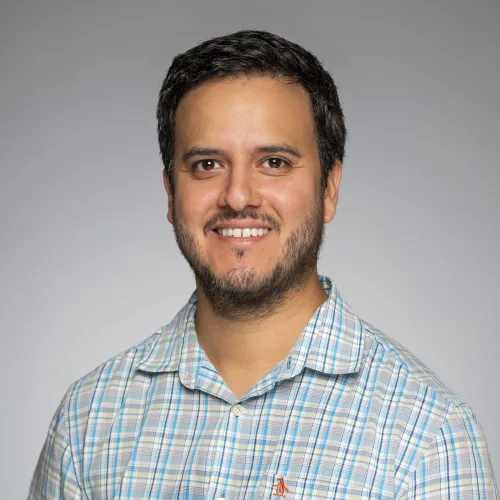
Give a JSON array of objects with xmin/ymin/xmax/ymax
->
[{"xmin": 157, "ymin": 30, "xmax": 346, "ymax": 193}]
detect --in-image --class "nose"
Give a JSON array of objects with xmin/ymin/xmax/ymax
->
[{"xmin": 218, "ymin": 163, "xmax": 262, "ymax": 211}]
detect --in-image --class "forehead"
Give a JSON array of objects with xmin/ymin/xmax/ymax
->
[{"xmin": 174, "ymin": 75, "xmax": 317, "ymax": 152}]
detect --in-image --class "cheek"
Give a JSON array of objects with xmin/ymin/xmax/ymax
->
[
  {"xmin": 264, "ymin": 181, "xmax": 317, "ymax": 221},
  {"xmin": 174, "ymin": 182, "xmax": 219, "ymax": 225}
]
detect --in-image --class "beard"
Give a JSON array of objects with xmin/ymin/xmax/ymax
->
[{"xmin": 171, "ymin": 200, "xmax": 325, "ymax": 320}]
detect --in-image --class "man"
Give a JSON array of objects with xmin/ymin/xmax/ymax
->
[{"xmin": 29, "ymin": 30, "xmax": 497, "ymax": 499}]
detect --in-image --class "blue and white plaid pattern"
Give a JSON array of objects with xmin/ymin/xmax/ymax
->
[{"xmin": 29, "ymin": 276, "xmax": 498, "ymax": 499}]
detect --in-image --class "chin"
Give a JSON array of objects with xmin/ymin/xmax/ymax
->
[{"xmin": 214, "ymin": 267, "xmax": 268, "ymax": 290}]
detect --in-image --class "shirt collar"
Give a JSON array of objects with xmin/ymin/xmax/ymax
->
[
  {"xmin": 296, "ymin": 276, "xmax": 365, "ymax": 376},
  {"xmin": 136, "ymin": 275, "xmax": 365, "ymax": 377}
]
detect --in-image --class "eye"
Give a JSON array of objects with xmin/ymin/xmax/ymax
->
[
  {"xmin": 191, "ymin": 159, "xmax": 222, "ymax": 172},
  {"xmin": 261, "ymin": 157, "xmax": 290, "ymax": 169}
]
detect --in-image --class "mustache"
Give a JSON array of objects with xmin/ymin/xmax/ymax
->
[{"xmin": 204, "ymin": 211, "xmax": 281, "ymax": 234}]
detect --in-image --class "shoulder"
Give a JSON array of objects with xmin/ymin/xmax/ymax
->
[
  {"xmin": 54, "ymin": 298, "xmax": 194, "ymax": 441},
  {"xmin": 53, "ymin": 330, "xmax": 164, "ymax": 449},
  {"xmin": 355, "ymin": 319, "xmax": 491, "ymax": 486},
  {"xmin": 62, "ymin": 329, "xmax": 162, "ymax": 410},
  {"xmin": 31, "ymin": 329, "xmax": 168, "ymax": 492},
  {"xmin": 359, "ymin": 318, "xmax": 465, "ymax": 409}
]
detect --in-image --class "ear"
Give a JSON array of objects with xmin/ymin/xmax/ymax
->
[
  {"xmin": 323, "ymin": 159, "xmax": 342, "ymax": 223},
  {"xmin": 163, "ymin": 168, "xmax": 174, "ymax": 224}
]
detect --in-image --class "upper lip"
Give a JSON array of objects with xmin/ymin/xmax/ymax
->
[{"xmin": 212, "ymin": 222, "xmax": 272, "ymax": 230}]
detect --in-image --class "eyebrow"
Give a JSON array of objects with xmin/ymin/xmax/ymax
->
[{"xmin": 181, "ymin": 143, "xmax": 302, "ymax": 162}]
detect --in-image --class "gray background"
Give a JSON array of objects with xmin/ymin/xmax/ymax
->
[{"xmin": 1, "ymin": 0, "xmax": 498, "ymax": 496}]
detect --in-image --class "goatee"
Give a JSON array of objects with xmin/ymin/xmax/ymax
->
[{"xmin": 171, "ymin": 202, "xmax": 325, "ymax": 320}]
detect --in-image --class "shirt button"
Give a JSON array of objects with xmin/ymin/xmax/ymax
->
[{"xmin": 230, "ymin": 404, "xmax": 244, "ymax": 416}]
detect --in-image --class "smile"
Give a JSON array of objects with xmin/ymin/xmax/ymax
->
[{"xmin": 214, "ymin": 228, "xmax": 271, "ymax": 238}]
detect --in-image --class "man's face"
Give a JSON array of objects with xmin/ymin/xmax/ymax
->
[{"xmin": 164, "ymin": 75, "xmax": 341, "ymax": 318}]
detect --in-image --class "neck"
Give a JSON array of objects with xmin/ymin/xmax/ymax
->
[{"xmin": 194, "ymin": 271, "xmax": 328, "ymax": 396}]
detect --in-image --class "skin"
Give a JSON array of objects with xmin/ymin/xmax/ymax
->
[{"xmin": 163, "ymin": 75, "xmax": 342, "ymax": 398}]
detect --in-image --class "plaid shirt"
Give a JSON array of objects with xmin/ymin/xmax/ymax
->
[{"xmin": 29, "ymin": 276, "xmax": 498, "ymax": 499}]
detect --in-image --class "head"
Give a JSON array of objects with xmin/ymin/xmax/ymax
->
[{"xmin": 157, "ymin": 30, "xmax": 346, "ymax": 319}]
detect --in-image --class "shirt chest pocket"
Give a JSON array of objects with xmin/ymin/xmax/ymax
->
[{"xmin": 261, "ymin": 473, "xmax": 392, "ymax": 499}]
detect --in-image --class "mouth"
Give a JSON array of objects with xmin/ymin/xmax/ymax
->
[
  {"xmin": 213, "ymin": 227, "xmax": 271, "ymax": 238},
  {"xmin": 211, "ymin": 226, "xmax": 273, "ymax": 247}
]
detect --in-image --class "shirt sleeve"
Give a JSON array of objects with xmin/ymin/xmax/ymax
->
[
  {"xmin": 400, "ymin": 403, "xmax": 498, "ymax": 499},
  {"xmin": 28, "ymin": 396, "xmax": 82, "ymax": 499}
]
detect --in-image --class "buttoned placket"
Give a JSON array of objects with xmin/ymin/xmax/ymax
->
[
  {"xmin": 201, "ymin": 355, "xmax": 300, "ymax": 499},
  {"xmin": 204, "ymin": 399, "xmax": 247, "ymax": 500}
]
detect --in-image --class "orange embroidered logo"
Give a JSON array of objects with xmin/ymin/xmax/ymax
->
[{"xmin": 273, "ymin": 477, "xmax": 289, "ymax": 497}]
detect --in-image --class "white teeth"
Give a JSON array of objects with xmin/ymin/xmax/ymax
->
[{"xmin": 216, "ymin": 228, "xmax": 270, "ymax": 238}]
